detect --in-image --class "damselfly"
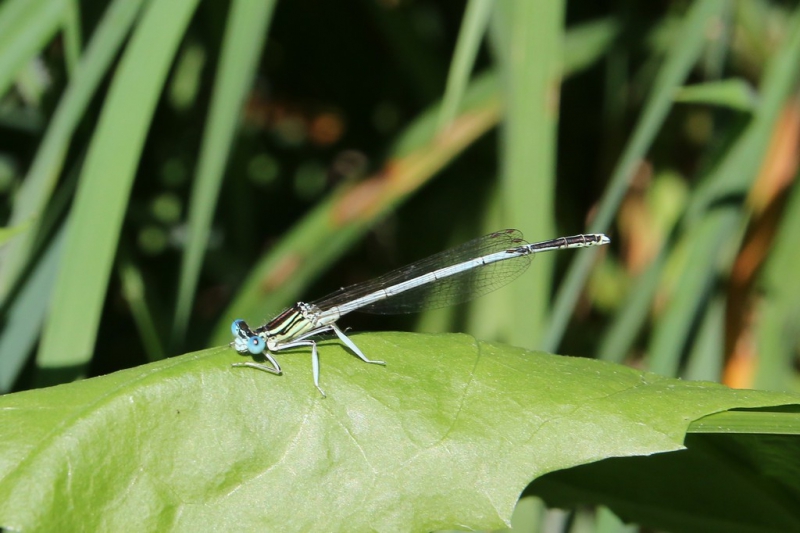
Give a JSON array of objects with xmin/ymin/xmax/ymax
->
[{"xmin": 231, "ymin": 229, "xmax": 610, "ymax": 396}]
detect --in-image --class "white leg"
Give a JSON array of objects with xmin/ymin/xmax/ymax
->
[
  {"xmin": 272, "ymin": 339, "xmax": 326, "ymax": 397},
  {"xmin": 232, "ymin": 351, "xmax": 282, "ymax": 375},
  {"xmin": 284, "ymin": 323, "xmax": 385, "ymax": 366},
  {"xmin": 331, "ymin": 323, "xmax": 386, "ymax": 366},
  {"xmin": 310, "ymin": 341, "xmax": 325, "ymax": 398}
]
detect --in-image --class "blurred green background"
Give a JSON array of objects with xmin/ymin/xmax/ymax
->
[{"xmin": 2, "ymin": 0, "xmax": 800, "ymax": 530}]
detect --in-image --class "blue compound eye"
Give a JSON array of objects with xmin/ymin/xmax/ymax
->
[
  {"xmin": 247, "ymin": 336, "xmax": 265, "ymax": 355},
  {"xmin": 231, "ymin": 319, "xmax": 245, "ymax": 336}
]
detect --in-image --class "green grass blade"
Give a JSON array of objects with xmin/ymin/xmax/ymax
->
[
  {"xmin": 490, "ymin": 0, "xmax": 563, "ymax": 347},
  {"xmin": 702, "ymin": 0, "xmax": 732, "ymax": 79},
  {"xmin": 508, "ymin": 496, "xmax": 546, "ymax": 533},
  {"xmin": 0, "ymin": 0, "xmax": 67, "ymax": 97},
  {"xmin": 684, "ymin": 294, "xmax": 725, "ymax": 382},
  {"xmin": 688, "ymin": 411, "xmax": 800, "ymax": 435},
  {"xmin": 119, "ymin": 257, "xmax": 166, "ymax": 363},
  {"xmin": 35, "ymin": 0, "xmax": 200, "ymax": 385},
  {"xmin": 0, "ymin": 219, "xmax": 33, "ymax": 247},
  {"xmin": 437, "ymin": 0, "xmax": 494, "ymax": 131},
  {"xmin": 647, "ymin": 209, "xmax": 741, "ymax": 377},
  {"xmin": 172, "ymin": 0, "xmax": 277, "ymax": 344},
  {"xmin": 0, "ymin": 0, "xmax": 30, "ymax": 42},
  {"xmin": 675, "ymin": 78, "xmax": 758, "ymax": 112},
  {"xmin": 755, "ymin": 165, "xmax": 800, "ymax": 391},
  {"xmin": 0, "ymin": 225, "xmax": 66, "ymax": 393},
  {"xmin": 596, "ymin": 507, "xmax": 637, "ymax": 533},
  {"xmin": 544, "ymin": 0, "xmax": 726, "ymax": 352},
  {"xmin": 61, "ymin": 0, "xmax": 82, "ymax": 74},
  {"xmin": 596, "ymin": 253, "xmax": 665, "ymax": 363},
  {"xmin": 0, "ymin": 0, "xmax": 147, "ymax": 303},
  {"xmin": 563, "ymin": 18, "xmax": 620, "ymax": 73}
]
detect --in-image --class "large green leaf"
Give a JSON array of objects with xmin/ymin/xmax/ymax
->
[{"xmin": 1, "ymin": 333, "xmax": 797, "ymax": 532}]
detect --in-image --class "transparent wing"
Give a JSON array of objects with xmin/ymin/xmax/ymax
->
[{"xmin": 311, "ymin": 229, "xmax": 532, "ymax": 315}]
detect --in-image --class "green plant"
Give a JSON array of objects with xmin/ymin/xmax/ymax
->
[{"xmin": 1, "ymin": 1, "xmax": 800, "ymax": 531}]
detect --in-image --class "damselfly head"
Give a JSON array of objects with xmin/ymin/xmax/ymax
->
[
  {"xmin": 232, "ymin": 319, "xmax": 259, "ymax": 354},
  {"xmin": 231, "ymin": 319, "xmax": 246, "ymax": 336}
]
